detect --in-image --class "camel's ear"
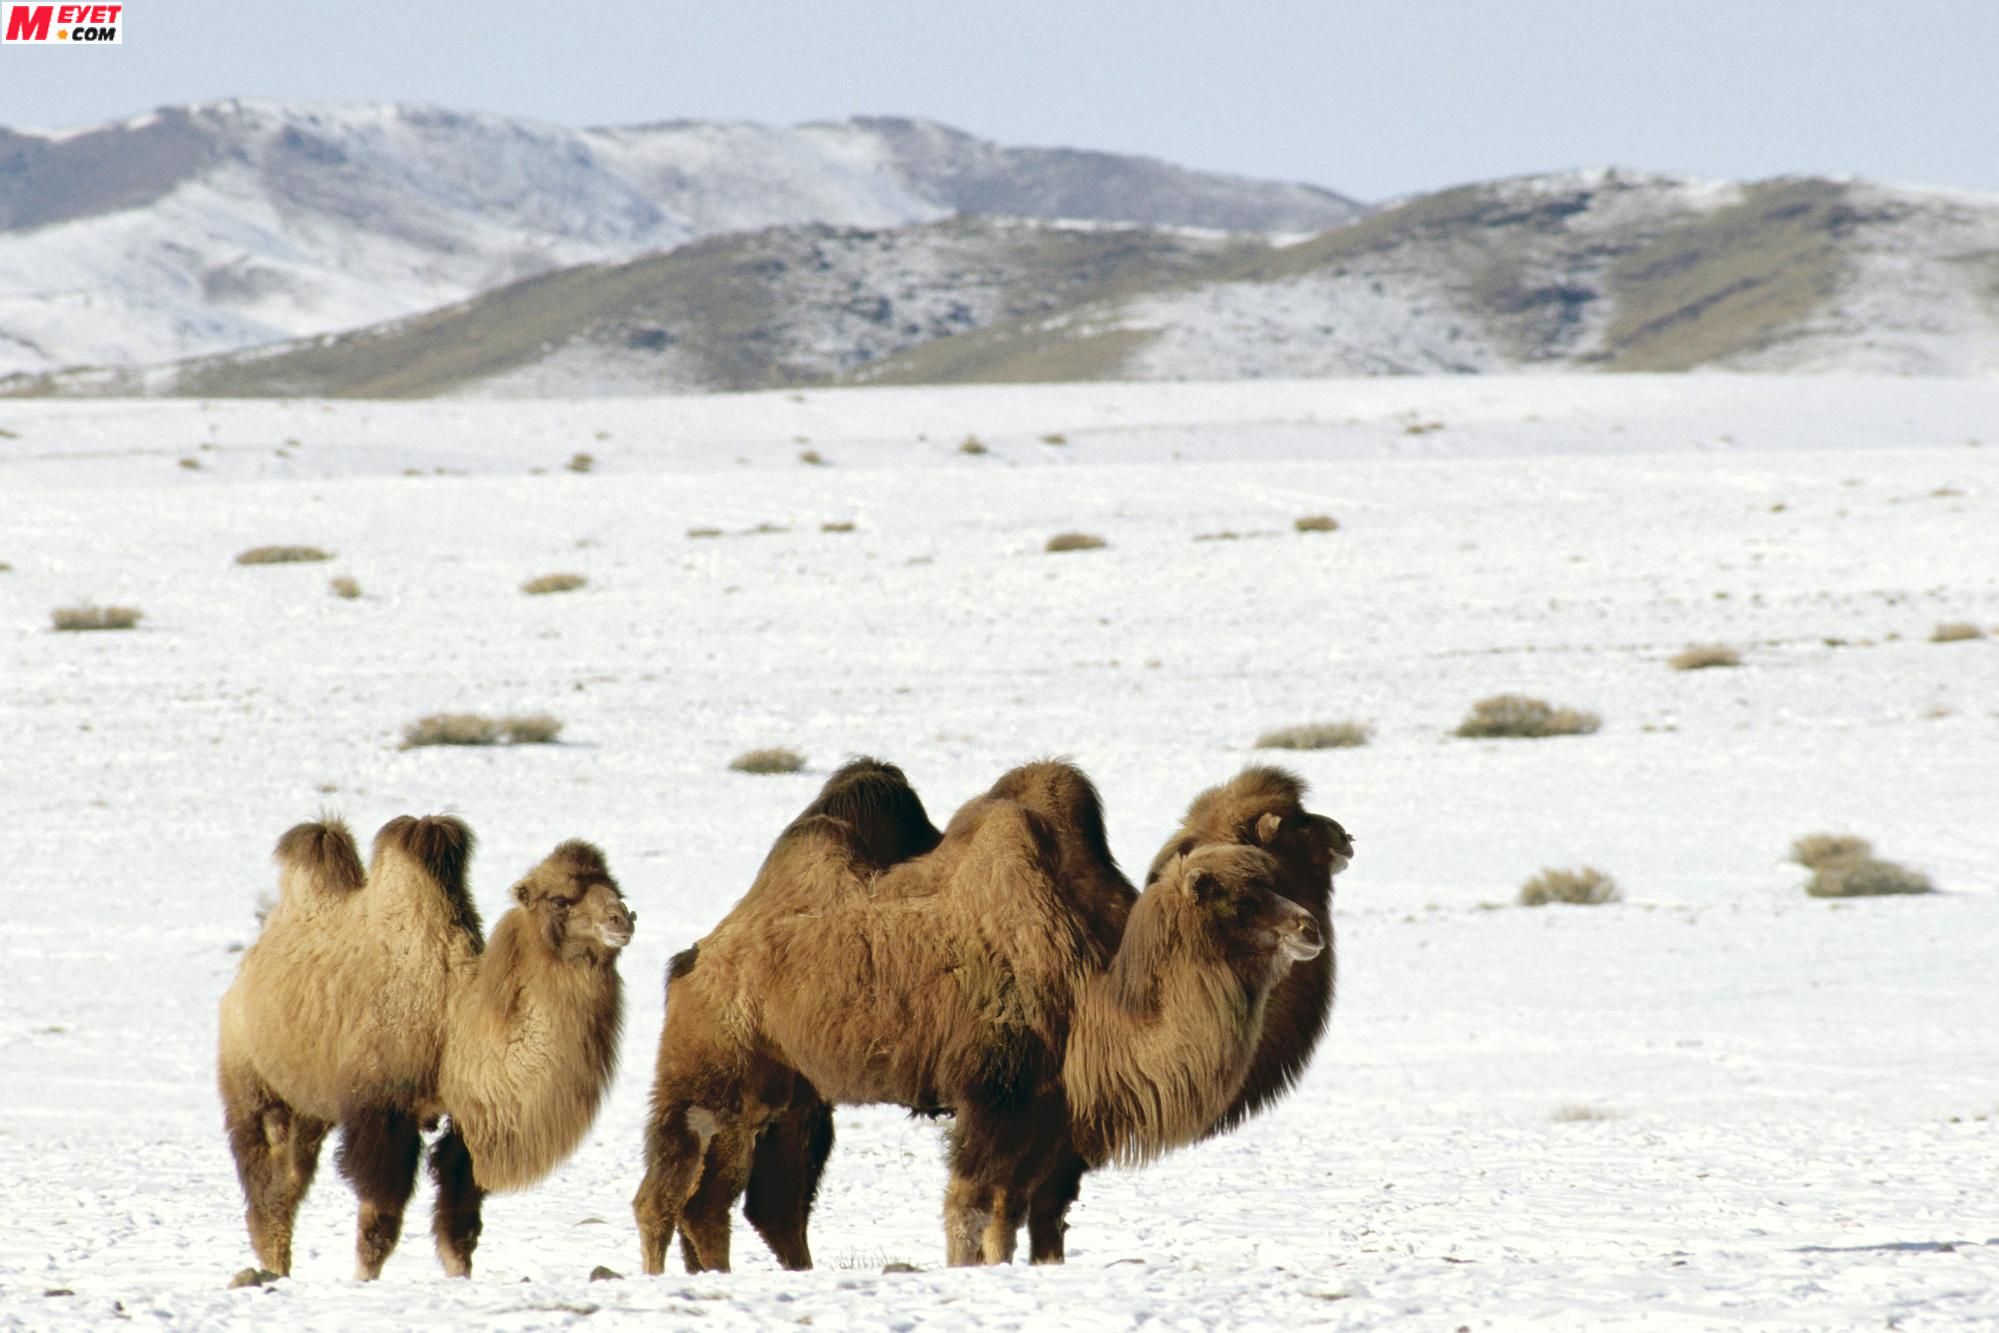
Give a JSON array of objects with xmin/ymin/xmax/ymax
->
[
  {"xmin": 1253, "ymin": 812, "xmax": 1285, "ymax": 847},
  {"xmin": 1185, "ymin": 865, "xmax": 1223, "ymax": 903},
  {"xmin": 512, "ymin": 877, "xmax": 534, "ymax": 907}
]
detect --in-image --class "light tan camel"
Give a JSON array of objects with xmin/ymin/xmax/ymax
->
[
  {"xmin": 631, "ymin": 761, "xmax": 1321, "ymax": 1271},
  {"xmin": 217, "ymin": 815, "xmax": 632, "ymax": 1279},
  {"xmin": 725, "ymin": 761, "xmax": 1351, "ymax": 1267}
]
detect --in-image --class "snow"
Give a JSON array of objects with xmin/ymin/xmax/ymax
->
[{"xmin": 2, "ymin": 374, "xmax": 1995, "ymax": 1329}]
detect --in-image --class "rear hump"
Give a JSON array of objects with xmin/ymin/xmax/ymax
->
[{"xmin": 373, "ymin": 814, "xmax": 483, "ymax": 943}]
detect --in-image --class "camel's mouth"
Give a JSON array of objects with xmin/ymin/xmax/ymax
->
[{"xmin": 1280, "ymin": 919, "xmax": 1324, "ymax": 962}]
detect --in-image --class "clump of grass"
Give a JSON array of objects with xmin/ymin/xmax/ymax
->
[
  {"xmin": 567, "ymin": 452, "xmax": 596, "ymax": 474},
  {"xmin": 330, "ymin": 576, "xmax": 361, "ymax": 600},
  {"xmin": 1670, "ymin": 643, "xmax": 1741, "ymax": 670},
  {"xmin": 522, "ymin": 572, "xmax": 588, "ymax": 595},
  {"xmin": 1455, "ymin": 694, "xmax": 1601, "ymax": 739},
  {"xmin": 1255, "ymin": 720, "xmax": 1372, "ymax": 750},
  {"xmin": 958, "ymin": 435, "xmax": 988, "ymax": 455},
  {"xmin": 52, "ymin": 604, "xmax": 143, "ymax": 632},
  {"xmin": 1040, "ymin": 432, "xmax": 1067, "ymax": 446},
  {"xmin": 821, "ymin": 521, "xmax": 856, "ymax": 533},
  {"xmin": 1294, "ymin": 514, "xmax": 1339, "ymax": 533},
  {"xmin": 1806, "ymin": 857, "xmax": 1934, "ymax": 898},
  {"xmin": 236, "ymin": 545, "xmax": 332, "ymax": 565},
  {"xmin": 1519, "ymin": 866, "xmax": 1621, "ymax": 907},
  {"xmin": 179, "ymin": 456, "xmax": 203, "ymax": 470},
  {"xmin": 1931, "ymin": 621, "xmax": 1985, "ymax": 643},
  {"xmin": 1790, "ymin": 832, "xmax": 1873, "ymax": 869},
  {"xmin": 729, "ymin": 747, "xmax": 806, "ymax": 775},
  {"xmin": 687, "ymin": 526, "xmax": 724, "ymax": 539},
  {"xmin": 400, "ymin": 713, "xmax": 564, "ymax": 749},
  {"xmin": 798, "ymin": 449, "xmax": 826, "ymax": 466},
  {"xmin": 1551, "ymin": 1105, "xmax": 1620, "ymax": 1122},
  {"xmin": 1045, "ymin": 532, "xmax": 1106, "ymax": 553}
]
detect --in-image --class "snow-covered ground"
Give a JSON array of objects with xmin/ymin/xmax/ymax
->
[{"xmin": 3, "ymin": 375, "xmax": 1995, "ymax": 1329}]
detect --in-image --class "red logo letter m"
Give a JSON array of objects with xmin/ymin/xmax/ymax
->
[{"xmin": 5, "ymin": 5, "xmax": 57, "ymax": 40}]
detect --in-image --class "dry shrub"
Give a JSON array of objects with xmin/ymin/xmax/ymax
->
[
  {"xmin": 1040, "ymin": 432, "xmax": 1068, "ymax": 446},
  {"xmin": 329, "ymin": 576, "xmax": 361, "ymax": 600},
  {"xmin": 1045, "ymin": 532, "xmax": 1106, "ymax": 553},
  {"xmin": 1790, "ymin": 833, "xmax": 1872, "ymax": 869},
  {"xmin": 1519, "ymin": 866, "xmax": 1621, "ymax": 907},
  {"xmin": 236, "ymin": 545, "xmax": 332, "ymax": 565},
  {"xmin": 687, "ymin": 526, "xmax": 724, "ymax": 539},
  {"xmin": 1294, "ymin": 514, "xmax": 1339, "ymax": 533},
  {"xmin": 52, "ymin": 604, "xmax": 143, "ymax": 632},
  {"xmin": 1931, "ymin": 622, "xmax": 1985, "ymax": 643},
  {"xmin": 522, "ymin": 572, "xmax": 588, "ymax": 595},
  {"xmin": 1552, "ymin": 1105, "xmax": 1619, "ymax": 1122},
  {"xmin": 1256, "ymin": 720, "xmax": 1372, "ymax": 750},
  {"xmin": 821, "ymin": 521, "xmax": 856, "ymax": 533},
  {"xmin": 798, "ymin": 449, "xmax": 826, "ymax": 466},
  {"xmin": 958, "ymin": 435, "xmax": 989, "ymax": 455},
  {"xmin": 1806, "ymin": 857, "xmax": 1934, "ymax": 898},
  {"xmin": 179, "ymin": 456, "xmax": 202, "ymax": 470},
  {"xmin": 401, "ymin": 712, "xmax": 564, "ymax": 749},
  {"xmin": 567, "ymin": 452, "xmax": 595, "ymax": 473},
  {"xmin": 729, "ymin": 747, "xmax": 806, "ymax": 775},
  {"xmin": 1670, "ymin": 643, "xmax": 1741, "ymax": 670},
  {"xmin": 1456, "ymin": 694, "xmax": 1601, "ymax": 739}
]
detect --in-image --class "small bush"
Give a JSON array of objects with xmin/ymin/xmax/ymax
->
[
  {"xmin": 798, "ymin": 449, "xmax": 826, "ymax": 466},
  {"xmin": 1045, "ymin": 532, "xmax": 1106, "ymax": 553},
  {"xmin": 687, "ymin": 526, "xmax": 724, "ymax": 539},
  {"xmin": 522, "ymin": 572, "xmax": 588, "ymax": 595},
  {"xmin": 730, "ymin": 747, "xmax": 806, "ymax": 775},
  {"xmin": 401, "ymin": 713, "xmax": 564, "ymax": 749},
  {"xmin": 1670, "ymin": 643, "xmax": 1740, "ymax": 671},
  {"xmin": 1519, "ymin": 866, "xmax": 1621, "ymax": 907},
  {"xmin": 1456, "ymin": 694, "xmax": 1601, "ymax": 739},
  {"xmin": 52, "ymin": 604, "xmax": 143, "ymax": 632},
  {"xmin": 1790, "ymin": 833, "xmax": 1872, "ymax": 869},
  {"xmin": 329, "ymin": 576, "xmax": 361, "ymax": 600},
  {"xmin": 1931, "ymin": 621, "xmax": 1985, "ymax": 643},
  {"xmin": 1294, "ymin": 514, "xmax": 1339, "ymax": 533},
  {"xmin": 1040, "ymin": 432, "xmax": 1067, "ymax": 446},
  {"xmin": 1256, "ymin": 721, "xmax": 1372, "ymax": 750},
  {"xmin": 958, "ymin": 435, "xmax": 988, "ymax": 455},
  {"xmin": 179, "ymin": 456, "xmax": 202, "ymax": 470},
  {"xmin": 567, "ymin": 452, "xmax": 595, "ymax": 474},
  {"xmin": 236, "ymin": 545, "xmax": 332, "ymax": 565},
  {"xmin": 821, "ymin": 521, "xmax": 856, "ymax": 533},
  {"xmin": 1552, "ymin": 1105, "xmax": 1619, "ymax": 1122},
  {"xmin": 1806, "ymin": 857, "xmax": 1934, "ymax": 898}
]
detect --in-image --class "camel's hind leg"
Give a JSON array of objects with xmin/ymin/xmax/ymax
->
[
  {"xmin": 336, "ymin": 1108, "xmax": 422, "ymax": 1280},
  {"xmin": 220, "ymin": 1060, "xmax": 331, "ymax": 1276},
  {"xmin": 633, "ymin": 1102, "xmax": 720, "ymax": 1275},
  {"xmin": 677, "ymin": 1116, "xmax": 757, "ymax": 1273},
  {"xmin": 428, "ymin": 1121, "xmax": 486, "ymax": 1278},
  {"xmin": 742, "ymin": 1098, "xmax": 833, "ymax": 1270}
]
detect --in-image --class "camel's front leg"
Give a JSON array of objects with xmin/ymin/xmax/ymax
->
[
  {"xmin": 336, "ymin": 1107, "xmax": 422, "ymax": 1280},
  {"xmin": 428, "ymin": 1121, "xmax": 485, "ymax": 1277}
]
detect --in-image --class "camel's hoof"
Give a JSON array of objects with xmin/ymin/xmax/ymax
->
[
  {"xmin": 229, "ymin": 1268, "xmax": 280, "ymax": 1289},
  {"xmin": 588, "ymin": 1266, "xmax": 624, "ymax": 1282}
]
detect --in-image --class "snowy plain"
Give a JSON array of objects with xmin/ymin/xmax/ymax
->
[{"xmin": 2, "ymin": 375, "xmax": 1996, "ymax": 1330}]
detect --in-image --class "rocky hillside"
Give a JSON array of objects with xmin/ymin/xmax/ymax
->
[
  {"xmin": 15, "ymin": 168, "xmax": 1994, "ymax": 398},
  {"xmin": 0, "ymin": 101, "xmax": 1362, "ymax": 377}
]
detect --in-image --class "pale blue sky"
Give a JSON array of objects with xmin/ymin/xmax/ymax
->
[{"xmin": 2, "ymin": 0, "xmax": 1993, "ymax": 201}]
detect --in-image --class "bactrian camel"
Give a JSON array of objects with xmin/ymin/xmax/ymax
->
[
  {"xmin": 217, "ymin": 814, "xmax": 633, "ymax": 1279},
  {"xmin": 632, "ymin": 759, "xmax": 1324, "ymax": 1271}
]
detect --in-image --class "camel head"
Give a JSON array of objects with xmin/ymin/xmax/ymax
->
[
  {"xmin": 510, "ymin": 840, "xmax": 636, "ymax": 963},
  {"xmin": 1158, "ymin": 844, "xmax": 1324, "ymax": 974},
  {"xmin": 1250, "ymin": 809, "xmax": 1354, "ymax": 884}
]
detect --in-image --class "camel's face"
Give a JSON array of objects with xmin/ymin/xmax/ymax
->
[
  {"xmin": 1181, "ymin": 847, "xmax": 1325, "ymax": 967},
  {"xmin": 566, "ymin": 881, "xmax": 636, "ymax": 955}
]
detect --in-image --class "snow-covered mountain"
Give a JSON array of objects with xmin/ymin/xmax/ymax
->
[
  {"xmin": 22, "ymin": 168, "xmax": 1997, "ymax": 398},
  {"xmin": 0, "ymin": 101, "xmax": 1364, "ymax": 377}
]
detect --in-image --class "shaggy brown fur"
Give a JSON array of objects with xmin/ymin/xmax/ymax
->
[
  {"xmin": 735, "ymin": 763, "xmax": 1353, "ymax": 1267},
  {"xmin": 632, "ymin": 761, "xmax": 1320, "ymax": 1272},
  {"xmin": 217, "ymin": 816, "xmax": 632, "ymax": 1280}
]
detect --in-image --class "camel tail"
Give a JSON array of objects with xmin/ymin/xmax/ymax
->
[
  {"xmin": 273, "ymin": 818, "xmax": 365, "ymax": 897},
  {"xmin": 373, "ymin": 814, "xmax": 483, "ymax": 944}
]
